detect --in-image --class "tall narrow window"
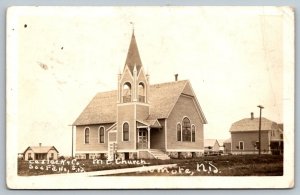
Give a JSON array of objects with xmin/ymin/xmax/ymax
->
[
  {"xmin": 192, "ymin": 125, "xmax": 195, "ymax": 142},
  {"xmin": 182, "ymin": 117, "xmax": 191, "ymax": 141},
  {"xmin": 123, "ymin": 122, "xmax": 129, "ymax": 141},
  {"xmin": 138, "ymin": 82, "xmax": 145, "ymax": 102},
  {"xmin": 123, "ymin": 82, "xmax": 131, "ymax": 103},
  {"xmin": 84, "ymin": 128, "xmax": 90, "ymax": 144},
  {"xmin": 239, "ymin": 141, "xmax": 244, "ymax": 150},
  {"xmin": 177, "ymin": 123, "xmax": 181, "ymax": 141},
  {"xmin": 255, "ymin": 141, "xmax": 259, "ymax": 150},
  {"xmin": 28, "ymin": 153, "xmax": 32, "ymax": 160},
  {"xmin": 99, "ymin": 127, "xmax": 105, "ymax": 143}
]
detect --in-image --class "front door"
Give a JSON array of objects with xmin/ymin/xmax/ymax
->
[{"xmin": 138, "ymin": 129, "xmax": 148, "ymax": 149}]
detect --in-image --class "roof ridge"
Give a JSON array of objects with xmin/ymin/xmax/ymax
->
[{"xmin": 93, "ymin": 80, "xmax": 189, "ymax": 95}]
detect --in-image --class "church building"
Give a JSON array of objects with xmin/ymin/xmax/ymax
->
[{"xmin": 72, "ymin": 31, "xmax": 207, "ymax": 160}]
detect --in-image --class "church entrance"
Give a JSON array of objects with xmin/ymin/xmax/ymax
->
[{"xmin": 138, "ymin": 129, "xmax": 148, "ymax": 149}]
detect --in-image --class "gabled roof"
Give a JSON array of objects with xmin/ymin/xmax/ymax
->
[
  {"xmin": 24, "ymin": 146, "xmax": 58, "ymax": 154},
  {"xmin": 204, "ymin": 139, "xmax": 220, "ymax": 147},
  {"xmin": 73, "ymin": 80, "xmax": 206, "ymax": 126},
  {"xmin": 147, "ymin": 80, "xmax": 189, "ymax": 120},
  {"xmin": 137, "ymin": 119, "xmax": 162, "ymax": 128},
  {"xmin": 73, "ymin": 90, "xmax": 117, "ymax": 125},
  {"xmin": 124, "ymin": 31, "xmax": 142, "ymax": 75},
  {"xmin": 229, "ymin": 117, "xmax": 280, "ymax": 132}
]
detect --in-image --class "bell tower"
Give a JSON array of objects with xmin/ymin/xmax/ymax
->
[
  {"xmin": 117, "ymin": 30, "xmax": 150, "ymax": 151},
  {"xmin": 117, "ymin": 30, "xmax": 149, "ymax": 104}
]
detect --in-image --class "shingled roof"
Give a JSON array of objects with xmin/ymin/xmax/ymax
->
[
  {"xmin": 24, "ymin": 146, "xmax": 58, "ymax": 154},
  {"xmin": 73, "ymin": 80, "xmax": 205, "ymax": 126},
  {"xmin": 229, "ymin": 117, "xmax": 280, "ymax": 132}
]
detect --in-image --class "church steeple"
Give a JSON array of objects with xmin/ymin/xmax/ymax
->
[
  {"xmin": 124, "ymin": 31, "xmax": 143, "ymax": 75},
  {"xmin": 118, "ymin": 29, "xmax": 149, "ymax": 104}
]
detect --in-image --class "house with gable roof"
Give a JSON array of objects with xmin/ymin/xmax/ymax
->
[
  {"xmin": 73, "ymin": 31, "xmax": 207, "ymax": 160},
  {"xmin": 229, "ymin": 112, "xmax": 283, "ymax": 155},
  {"xmin": 204, "ymin": 139, "xmax": 220, "ymax": 155},
  {"xmin": 23, "ymin": 143, "xmax": 59, "ymax": 161}
]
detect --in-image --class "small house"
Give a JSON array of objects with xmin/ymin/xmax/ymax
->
[
  {"xmin": 23, "ymin": 143, "xmax": 59, "ymax": 161},
  {"xmin": 204, "ymin": 139, "xmax": 220, "ymax": 155}
]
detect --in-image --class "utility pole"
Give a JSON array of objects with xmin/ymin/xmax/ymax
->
[
  {"xmin": 72, "ymin": 125, "xmax": 74, "ymax": 158},
  {"xmin": 257, "ymin": 105, "xmax": 264, "ymax": 155}
]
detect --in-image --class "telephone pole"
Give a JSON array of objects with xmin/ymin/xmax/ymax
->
[{"xmin": 257, "ymin": 105, "xmax": 264, "ymax": 155}]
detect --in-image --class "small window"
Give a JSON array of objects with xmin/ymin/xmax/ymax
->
[
  {"xmin": 123, "ymin": 123, "xmax": 129, "ymax": 141},
  {"xmin": 239, "ymin": 141, "xmax": 244, "ymax": 150},
  {"xmin": 99, "ymin": 127, "xmax": 105, "ymax": 143},
  {"xmin": 255, "ymin": 141, "xmax": 260, "ymax": 150},
  {"xmin": 51, "ymin": 153, "xmax": 54, "ymax": 160},
  {"xmin": 28, "ymin": 153, "xmax": 32, "ymax": 160},
  {"xmin": 192, "ymin": 125, "xmax": 195, "ymax": 142},
  {"xmin": 177, "ymin": 123, "xmax": 181, "ymax": 141},
  {"xmin": 84, "ymin": 128, "xmax": 90, "ymax": 144}
]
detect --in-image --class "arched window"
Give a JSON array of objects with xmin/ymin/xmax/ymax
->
[
  {"xmin": 182, "ymin": 117, "xmax": 191, "ymax": 142},
  {"xmin": 99, "ymin": 127, "xmax": 105, "ymax": 143},
  {"xmin": 177, "ymin": 123, "xmax": 181, "ymax": 141},
  {"xmin": 122, "ymin": 82, "xmax": 132, "ymax": 103},
  {"xmin": 84, "ymin": 127, "xmax": 90, "ymax": 144},
  {"xmin": 123, "ymin": 122, "xmax": 129, "ymax": 141},
  {"xmin": 138, "ymin": 82, "xmax": 145, "ymax": 102},
  {"xmin": 192, "ymin": 125, "xmax": 195, "ymax": 142}
]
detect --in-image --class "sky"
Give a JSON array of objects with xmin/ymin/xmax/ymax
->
[{"xmin": 7, "ymin": 7, "xmax": 287, "ymax": 156}]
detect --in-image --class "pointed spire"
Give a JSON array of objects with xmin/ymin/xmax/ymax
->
[{"xmin": 124, "ymin": 30, "xmax": 142, "ymax": 75}]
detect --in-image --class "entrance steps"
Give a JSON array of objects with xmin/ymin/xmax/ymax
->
[{"xmin": 149, "ymin": 149, "xmax": 170, "ymax": 160}]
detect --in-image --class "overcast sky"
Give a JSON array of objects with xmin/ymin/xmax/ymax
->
[{"xmin": 8, "ymin": 7, "xmax": 287, "ymax": 155}]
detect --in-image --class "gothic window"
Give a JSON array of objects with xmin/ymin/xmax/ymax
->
[
  {"xmin": 84, "ymin": 127, "xmax": 90, "ymax": 144},
  {"xmin": 99, "ymin": 127, "xmax": 105, "ymax": 143},
  {"xmin": 182, "ymin": 117, "xmax": 191, "ymax": 142},
  {"xmin": 123, "ymin": 82, "xmax": 131, "ymax": 103},
  {"xmin": 138, "ymin": 82, "xmax": 145, "ymax": 102},
  {"xmin": 123, "ymin": 122, "xmax": 129, "ymax": 141},
  {"xmin": 177, "ymin": 123, "xmax": 181, "ymax": 141},
  {"xmin": 192, "ymin": 125, "xmax": 196, "ymax": 142}
]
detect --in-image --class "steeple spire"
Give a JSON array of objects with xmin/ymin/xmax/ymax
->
[{"xmin": 124, "ymin": 29, "xmax": 142, "ymax": 74}]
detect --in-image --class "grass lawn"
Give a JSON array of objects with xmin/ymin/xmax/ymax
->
[
  {"xmin": 109, "ymin": 155, "xmax": 283, "ymax": 176},
  {"xmin": 18, "ymin": 154, "xmax": 283, "ymax": 176}
]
